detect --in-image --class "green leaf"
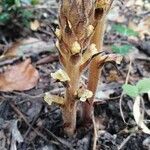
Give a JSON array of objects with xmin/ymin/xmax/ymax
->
[
  {"xmin": 137, "ymin": 78, "xmax": 150, "ymax": 94},
  {"xmin": 31, "ymin": 0, "xmax": 39, "ymax": 5},
  {"xmin": 122, "ymin": 84, "xmax": 139, "ymax": 98},
  {"xmin": 112, "ymin": 24, "xmax": 138, "ymax": 37},
  {"xmin": 0, "ymin": 13, "xmax": 10, "ymax": 23},
  {"xmin": 111, "ymin": 44, "xmax": 133, "ymax": 55},
  {"xmin": 21, "ymin": 10, "xmax": 33, "ymax": 19},
  {"xmin": 15, "ymin": 0, "xmax": 21, "ymax": 7},
  {"xmin": 3, "ymin": 0, "xmax": 15, "ymax": 6}
]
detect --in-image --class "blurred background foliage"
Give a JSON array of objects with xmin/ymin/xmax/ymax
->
[
  {"xmin": 0, "ymin": 0, "xmax": 42, "ymax": 42},
  {"xmin": 0, "ymin": 0, "xmax": 39, "ymax": 26}
]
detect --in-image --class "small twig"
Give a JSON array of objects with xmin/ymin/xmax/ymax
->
[
  {"xmin": 92, "ymin": 115, "xmax": 98, "ymax": 150},
  {"xmin": 31, "ymin": 142, "xmax": 36, "ymax": 150},
  {"xmin": 10, "ymin": 102, "xmax": 73, "ymax": 149},
  {"xmin": 45, "ymin": 8, "xmax": 58, "ymax": 17},
  {"xmin": 36, "ymin": 55, "xmax": 58, "ymax": 65},
  {"xmin": 119, "ymin": 93, "xmax": 128, "ymax": 124},
  {"xmin": 42, "ymin": 127, "xmax": 74, "ymax": 150},
  {"xmin": 125, "ymin": 58, "xmax": 132, "ymax": 84},
  {"xmin": 94, "ymin": 95, "xmax": 121, "ymax": 105},
  {"xmin": 104, "ymin": 40, "xmax": 130, "ymax": 45},
  {"xmin": 24, "ymin": 115, "xmax": 40, "ymax": 138},
  {"xmin": 135, "ymin": 57, "xmax": 150, "ymax": 62},
  {"xmin": 118, "ymin": 133, "xmax": 134, "ymax": 150},
  {"xmin": 12, "ymin": 91, "xmax": 44, "ymax": 99},
  {"xmin": 21, "ymin": 4, "xmax": 57, "ymax": 10},
  {"xmin": 38, "ymin": 28, "xmax": 53, "ymax": 37},
  {"xmin": 107, "ymin": 95, "xmax": 121, "ymax": 100},
  {"xmin": 119, "ymin": 57, "xmax": 133, "ymax": 124},
  {"xmin": 0, "ymin": 56, "xmax": 21, "ymax": 67},
  {"xmin": 9, "ymin": 103, "xmax": 50, "ymax": 143},
  {"xmin": 0, "ymin": 96, "xmax": 5, "ymax": 101},
  {"xmin": 1, "ymin": 93, "xmax": 17, "ymax": 99}
]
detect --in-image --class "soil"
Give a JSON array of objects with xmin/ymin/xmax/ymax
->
[{"xmin": 0, "ymin": 0, "xmax": 150, "ymax": 150}]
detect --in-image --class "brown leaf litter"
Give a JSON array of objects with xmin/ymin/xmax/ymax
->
[{"xmin": 0, "ymin": 59, "xmax": 39, "ymax": 91}]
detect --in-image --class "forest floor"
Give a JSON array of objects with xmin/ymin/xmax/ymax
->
[{"xmin": 0, "ymin": 0, "xmax": 150, "ymax": 150}]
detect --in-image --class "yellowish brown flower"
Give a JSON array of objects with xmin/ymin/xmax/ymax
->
[
  {"xmin": 87, "ymin": 25, "xmax": 94, "ymax": 36},
  {"xmin": 55, "ymin": 28, "xmax": 61, "ymax": 38},
  {"xmin": 51, "ymin": 69, "xmax": 70, "ymax": 82},
  {"xmin": 77, "ymin": 88, "xmax": 93, "ymax": 102},
  {"xmin": 71, "ymin": 41, "xmax": 81, "ymax": 55},
  {"xmin": 44, "ymin": 92, "xmax": 64, "ymax": 105}
]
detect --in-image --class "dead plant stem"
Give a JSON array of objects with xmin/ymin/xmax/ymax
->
[
  {"xmin": 62, "ymin": 64, "xmax": 80, "ymax": 135},
  {"xmin": 83, "ymin": 18, "xmax": 106, "ymax": 122}
]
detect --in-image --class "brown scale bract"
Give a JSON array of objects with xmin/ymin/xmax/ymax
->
[{"xmin": 58, "ymin": 0, "xmax": 96, "ymax": 62}]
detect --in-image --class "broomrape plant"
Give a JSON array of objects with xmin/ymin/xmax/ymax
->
[{"xmin": 44, "ymin": 0, "xmax": 121, "ymax": 136}]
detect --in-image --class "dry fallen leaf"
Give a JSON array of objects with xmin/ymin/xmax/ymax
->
[
  {"xmin": 11, "ymin": 120, "xmax": 23, "ymax": 143},
  {"xmin": 30, "ymin": 20, "xmax": 40, "ymax": 31},
  {"xmin": 0, "ymin": 130, "xmax": 6, "ymax": 150},
  {"xmin": 135, "ymin": 0, "xmax": 144, "ymax": 7},
  {"xmin": 128, "ymin": 16, "xmax": 150, "ymax": 39},
  {"xmin": 0, "ymin": 59, "xmax": 39, "ymax": 91},
  {"xmin": 133, "ymin": 96, "xmax": 150, "ymax": 134},
  {"xmin": 108, "ymin": 6, "xmax": 126, "ymax": 23},
  {"xmin": 3, "ymin": 38, "xmax": 54, "ymax": 58},
  {"xmin": 107, "ymin": 70, "xmax": 119, "ymax": 82}
]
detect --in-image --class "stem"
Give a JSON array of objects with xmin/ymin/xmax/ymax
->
[
  {"xmin": 62, "ymin": 63, "xmax": 80, "ymax": 135},
  {"xmin": 82, "ymin": 18, "xmax": 106, "ymax": 122},
  {"xmin": 62, "ymin": 100, "xmax": 77, "ymax": 136}
]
